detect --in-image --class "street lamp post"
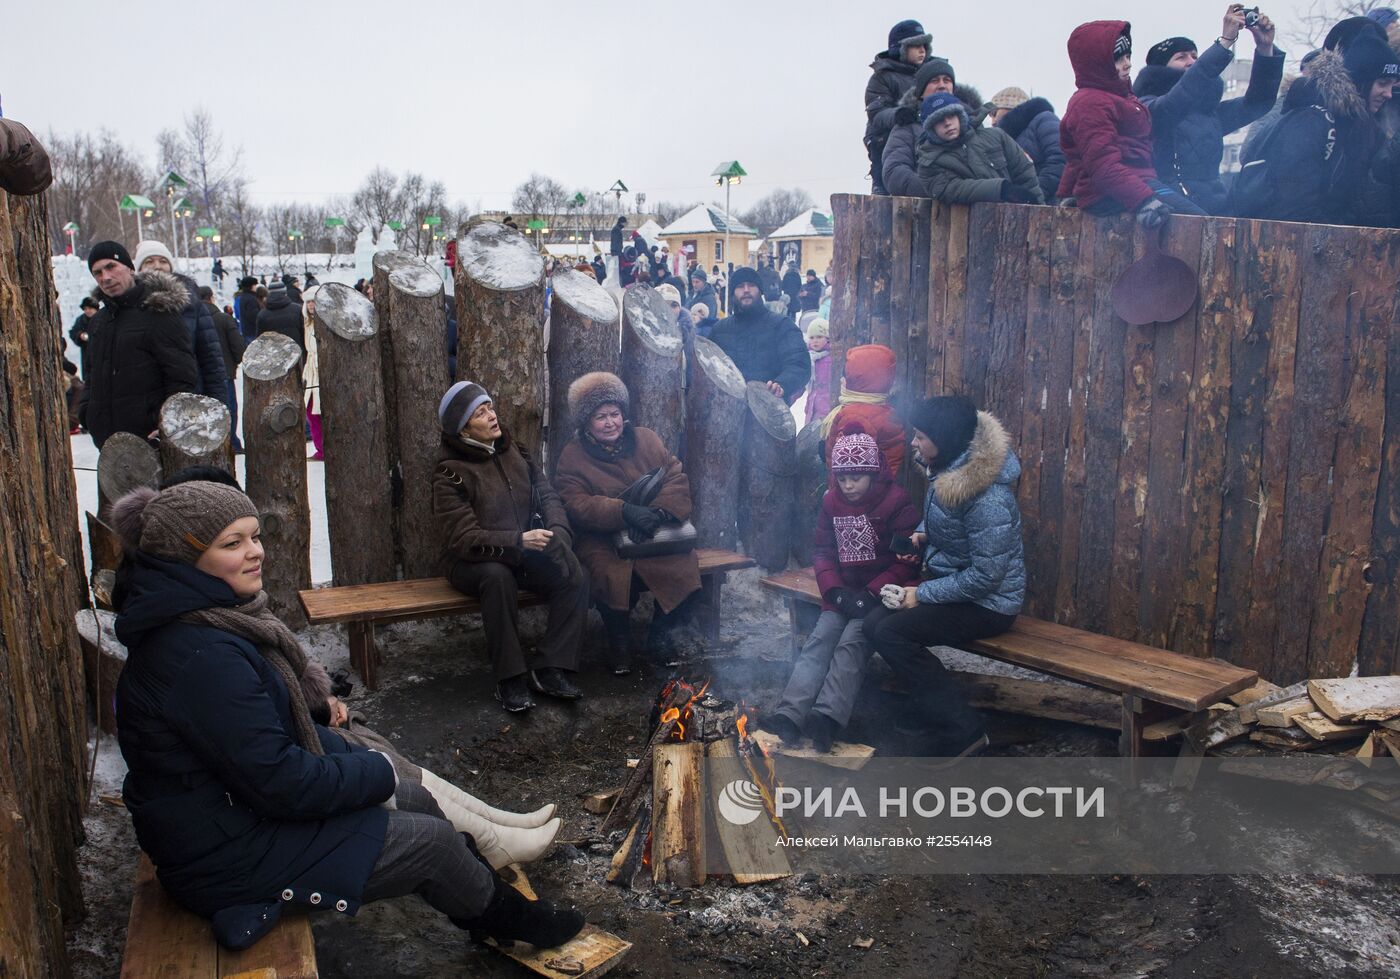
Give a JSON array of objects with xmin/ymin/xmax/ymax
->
[
  {"xmin": 288, "ymin": 229, "xmax": 304, "ymax": 275},
  {"xmin": 421, "ymin": 214, "xmax": 442, "ymax": 256},
  {"xmin": 325, "ymin": 216, "xmax": 346, "ymax": 264},
  {"xmin": 609, "ymin": 179, "xmax": 628, "ymax": 216},
  {"xmin": 160, "ymin": 170, "xmax": 190, "ymax": 266},
  {"xmin": 120, "ymin": 195, "xmax": 157, "ymax": 242},
  {"xmin": 711, "ymin": 161, "xmax": 747, "ymax": 276},
  {"xmin": 62, "ymin": 221, "xmax": 79, "ymax": 255},
  {"xmin": 174, "ymin": 198, "xmax": 195, "ymax": 271}
]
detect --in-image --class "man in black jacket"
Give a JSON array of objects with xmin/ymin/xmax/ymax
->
[
  {"xmin": 201, "ymin": 286, "xmax": 248, "ymax": 451},
  {"xmin": 69, "ymin": 296, "xmax": 99, "ymax": 378},
  {"xmin": 79, "ymin": 241, "xmax": 198, "ymax": 448},
  {"xmin": 234, "ymin": 276, "xmax": 262, "ymax": 341},
  {"xmin": 709, "ymin": 267, "xmax": 810, "ymax": 403},
  {"xmin": 256, "ymin": 280, "xmax": 305, "ymax": 352}
]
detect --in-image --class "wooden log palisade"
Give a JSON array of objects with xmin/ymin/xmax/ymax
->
[
  {"xmin": 739, "ymin": 381, "xmax": 797, "ymax": 572},
  {"xmin": 242, "ymin": 332, "xmax": 312, "ymax": 627},
  {"xmin": 454, "ymin": 221, "xmax": 546, "ymax": 451},
  {"xmin": 545, "ymin": 267, "xmax": 619, "ymax": 467},
  {"xmin": 829, "ymin": 194, "xmax": 1400, "ymax": 683},
  {"xmin": 684, "ymin": 336, "xmax": 748, "ymax": 551},
  {"xmin": 313, "ymin": 282, "xmax": 396, "ymax": 586},
  {"xmin": 157, "ymin": 392, "xmax": 234, "ymax": 475},
  {"xmin": 620, "ymin": 284, "xmax": 685, "ymax": 457}
]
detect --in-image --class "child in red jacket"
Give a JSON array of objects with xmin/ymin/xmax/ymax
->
[
  {"xmin": 763, "ymin": 431, "xmax": 921, "ymax": 752},
  {"xmin": 1059, "ymin": 20, "xmax": 1206, "ymax": 225},
  {"xmin": 819, "ymin": 343, "xmax": 907, "ymax": 476}
]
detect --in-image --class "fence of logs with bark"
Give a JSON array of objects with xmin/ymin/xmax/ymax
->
[{"xmin": 828, "ymin": 193, "xmax": 1400, "ymax": 685}]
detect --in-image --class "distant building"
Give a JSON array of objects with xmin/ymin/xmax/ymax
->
[
  {"xmin": 762, "ymin": 208, "xmax": 834, "ymax": 276},
  {"xmin": 659, "ymin": 204, "xmax": 758, "ymax": 271}
]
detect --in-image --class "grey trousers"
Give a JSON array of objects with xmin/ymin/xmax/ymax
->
[
  {"xmin": 775, "ymin": 609, "xmax": 872, "ymax": 728},
  {"xmin": 361, "ymin": 781, "xmax": 494, "ymax": 922}
]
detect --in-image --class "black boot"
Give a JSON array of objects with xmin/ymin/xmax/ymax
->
[
  {"xmin": 529, "ymin": 668, "xmax": 583, "ymax": 700},
  {"xmin": 495, "ymin": 674, "xmax": 535, "ymax": 713},
  {"xmin": 454, "ymin": 873, "xmax": 585, "ymax": 949},
  {"xmin": 760, "ymin": 712, "xmax": 803, "ymax": 745},
  {"xmin": 599, "ymin": 607, "xmax": 633, "ymax": 675},
  {"xmin": 804, "ymin": 711, "xmax": 839, "ymax": 754}
]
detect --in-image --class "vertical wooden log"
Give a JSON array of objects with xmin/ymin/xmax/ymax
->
[
  {"xmin": 314, "ymin": 282, "xmax": 396, "ymax": 586},
  {"xmin": 685, "ymin": 338, "xmax": 748, "ymax": 550},
  {"xmin": 97, "ymin": 431, "xmax": 161, "ymax": 504},
  {"xmin": 0, "ymin": 185, "xmax": 87, "ymax": 975},
  {"xmin": 620, "ymin": 285, "xmax": 684, "ymax": 457},
  {"xmin": 371, "ymin": 250, "xmax": 409, "ymax": 485},
  {"xmin": 546, "ymin": 268, "xmax": 620, "ymax": 467},
  {"xmin": 454, "ymin": 222, "xmax": 546, "ymax": 451},
  {"xmin": 157, "ymin": 392, "xmax": 233, "ymax": 475},
  {"xmin": 651, "ymin": 742, "xmax": 706, "ymax": 888},
  {"xmin": 791, "ymin": 420, "xmax": 828, "ymax": 567},
  {"xmin": 384, "ymin": 255, "xmax": 452, "ymax": 580},
  {"xmin": 741, "ymin": 381, "xmax": 797, "ymax": 572},
  {"xmin": 242, "ymin": 333, "xmax": 311, "ymax": 626}
]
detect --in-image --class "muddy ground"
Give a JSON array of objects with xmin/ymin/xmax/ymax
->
[{"xmin": 69, "ymin": 572, "xmax": 1400, "ymax": 977}]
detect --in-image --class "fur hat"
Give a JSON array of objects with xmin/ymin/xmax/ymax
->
[
  {"xmin": 921, "ymin": 92, "xmax": 969, "ymax": 133},
  {"xmin": 656, "ymin": 283, "xmax": 682, "ymax": 305},
  {"xmin": 439, "ymin": 381, "xmax": 492, "ymax": 436},
  {"xmin": 133, "ymin": 240, "xmax": 175, "ymax": 271},
  {"xmin": 991, "ymin": 86, "xmax": 1030, "ymax": 110},
  {"xmin": 1147, "ymin": 36, "xmax": 1196, "ymax": 66},
  {"xmin": 888, "ymin": 19, "xmax": 932, "ymax": 57},
  {"xmin": 690, "ymin": 302, "xmax": 711, "ymax": 319},
  {"xmin": 806, "ymin": 318, "xmax": 830, "ymax": 340},
  {"xmin": 87, "ymin": 240, "xmax": 134, "ymax": 272},
  {"xmin": 830, "ymin": 432, "xmax": 882, "ymax": 475},
  {"xmin": 568, "ymin": 371, "xmax": 629, "ymax": 433},
  {"xmin": 110, "ymin": 482, "xmax": 259, "ymax": 566}
]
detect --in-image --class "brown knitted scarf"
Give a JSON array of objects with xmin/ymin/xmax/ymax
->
[{"xmin": 180, "ymin": 591, "xmax": 323, "ymax": 756}]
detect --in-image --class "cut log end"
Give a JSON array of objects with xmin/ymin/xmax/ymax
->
[
  {"xmin": 746, "ymin": 382, "xmax": 796, "ymax": 441},
  {"xmin": 315, "ymin": 282, "xmax": 378, "ymax": 341},
  {"xmin": 457, "ymin": 222, "xmax": 544, "ymax": 291},
  {"xmin": 375, "ymin": 250, "xmax": 444, "ymax": 299},
  {"xmin": 97, "ymin": 432, "xmax": 161, "ymax": 503},
  {"xmin": 692, "ymin": 337, "xmax": 747, "ymax": 399},
  {"xmin": 552, "ymin": 268, "xmax": 619, "ymax": 323},
  {"xmin": 623, "ymin": 286, "xmax": 684, "ymax": 357},
  {"xmin": 241, "ymin": 333, "xmax": 302, "ymax": 381},
  {"xmin": 158, "ymin": 393, "xmax": 231, "ymax": 455}
]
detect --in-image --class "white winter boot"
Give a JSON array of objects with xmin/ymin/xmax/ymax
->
[
  {"xmin": 420, "ymin": 769, "xmax": 557, "ymax": 828},
  {"xmin": 420, "ymin": 772, "xmax": 562, "ymax": 868}
]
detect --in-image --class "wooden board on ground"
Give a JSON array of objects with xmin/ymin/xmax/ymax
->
[
  {"xmin": 582, "ymin": 788, "xmax": 620, "ymax": 815},
  {"xmin": 1237, "ymin": 681, "xmax": 1309, "ymax": 723},
  {"xmin": 1228, "ymin": 679, "xmax": 1284, "ymax": 707},
  {"xmin": 498, "ymin": 865, "xmax": 632, "ymax": 978},
  {"xmin": 706, "ymin": 738, "xmax": 791, "ymax": 885},
  {"xmin": 1294, "ymin": 711, "xmax": 1372, "ymax": 742},
  {"xmin": 1379, "ymin": 731, "xmax": 1400, "ymax": 766},
  {"xmin": 752, "ymin": 729, "xmax": 875, "ymax": 770},
  {"xmin": 1256, "ymin": 696, "xmax": 1315, "ymax": 728},
  {"xmin": 1309, "ymin": 677, "xmax": 1400, "ymax": 723}
]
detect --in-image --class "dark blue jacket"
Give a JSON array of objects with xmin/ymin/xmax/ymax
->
[
  {"xmin": 708, "ymin": 299, "xmax": 810, "ymax": 403},
  {"xmin": 995, "ymin": 97, "xmax": 1067, "ymax": 202},
  {"xmin": 174, "ymin": 272, "xmax": 228, "ymax": 397},
  {"xmin": 234, "ymin": 289, "xmax": 262, "ymax": 341},
  {"xmin": 115, "ymin": 553, "xmax": 394, "ymax": 919},
  {"xmin": 1133, "ymin": 42, "xmax": 1284, "ymax": 215}
]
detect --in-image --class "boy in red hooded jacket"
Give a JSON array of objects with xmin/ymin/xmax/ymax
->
[
  {"xmin": 819, "ymin": 343, "xmax": 907, "ymax": 476},
  {"xmin": 1059, "ymin": 20, "xmax": 1206, "ymax": 225},
  {"xmin": 763, "ymin": 431, "xmax": 921, "ymax": 752}
]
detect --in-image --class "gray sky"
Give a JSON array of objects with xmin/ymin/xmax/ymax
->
[{"xmin": 10, "ymin": 0, "xmax": 1335, "ymax": 214}]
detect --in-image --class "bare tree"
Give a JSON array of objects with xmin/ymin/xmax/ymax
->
[
  {"xmin": 352, "ymin": 167, "xmax": 401, "ymax": 236},
  {"xmin": 511, "ymin": 173, "xmax": 570, "ymax": 240},
  {"xmin": 1287, "ymin": 0, "xmax": 1374, "ymax": 51},
  {"xmin": 223, "ymin": 179, "xmax": 263, "ymax": 275},
  {"xmin": 653, "ymin": 200, "xmax": 702, "ymax": 226},
  {"xmin": 740, "ymin": 188, "xmax": 814, "ymax": 236},
  {"xmin": 44, "ymin": 129, "xmax": 149, "ymax": 254}
]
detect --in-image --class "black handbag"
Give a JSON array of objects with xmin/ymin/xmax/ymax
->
[{"xmin": 614, "ymin": 466, "xmax": 697, "ymax": 559}]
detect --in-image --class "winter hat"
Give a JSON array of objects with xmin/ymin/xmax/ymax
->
[
  {"xmin": 729, "ymin": 267, "xmax": 762, "ymax": 292},
  {"xmin": 87, "ymin": 240, "xmax": 134, "ymax": 272},
  {"xmin": 110, "ymin": 482, "xmax": 259, "ymax": 566},
  {"xmin": 920, "ymin": 92, "xmax": 968, "ymax": 131},
  {"xmin": 690, "ymin": 267, "xmax": 707, "ymax": 284},
  {"xmin": 568, "ymin": 371, "xmax": 629, "ymax": 432},
  {"xmin": 830, "ymin": 432, "xmax": 882, "ymax": 475},
  {"xmin": 843, "ymin": 344, "xmax": 897, "ymax": 394},
  {"xmin": 1147, "ymin": 36, "xmax": 1196, "ymax": 66},
  {"xmin": 1370, "ymin": 8, "xmax": 1400, "ymax": 29},
  {"xmin": 1114, "ymin": 30, "xmax": 1132, "ymax": 60},
  {"xmin": 239, "ymin": 275, "xmax": 258, "ymax": 290},
  {"xmin": 438, "ymin": 380, "xmax": 492, "ymax": 436},
  {"xmin": 806, "ymin": 318, "xmax": 830, "ymax": 340},
  {"xmin": 888, "ymin": 19, "xmax": 932, "ymax": 55},
  {"xmin": 990, "ymin": 86, "xmax": 1030, "ymax": 110},
  {"xmin": 1343, "ymin": 32, "xmax": 1400, "ymax": 92},
  {"xmin": 921, "ymin": 57, "xmax": 956, "ymax": 85},
  {"xmin": 80, "ymin": 296, "xmax": 99, "ymax": 310},
  {"xmin": 690, "ymin": 303, "xmax": 710, "ymax": 319},
  {"xmin": 1325, "ymin": 16, "xmax": 1387, "ymax": 52},
  {"xmin": 133, "ymin": 240, "xmax": 175, "ymax": 271},
  {"xmin": 908, "ymin": 395, "xmax": 978, "ymax": 469},
  {"xmin": 656, "ymin": 283, "xmax": 682, "ymax": 305}
]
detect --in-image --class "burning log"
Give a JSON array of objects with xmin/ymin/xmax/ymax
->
[
  {"xmin": 706, "ymin": 737, "xmax": 791, "ymax": 884},
  {"xmin": 600, "ymin": 679, "xmax": 708, "ymax": 834},
  {"xmin": 651, "ymin": 742, "xmax": 707, "ymax": 887},
  {"xmin": 606, "ymin": 801, "xmax": 652, "ymax": 890}
]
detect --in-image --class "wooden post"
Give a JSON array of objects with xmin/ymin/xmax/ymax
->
[
  {"xmin": 791, "ymin": 420, "xmax": 827, "ymax": 566},
  {"xmin": 242, "ymin": 333, "xmax": 312, "ymax": 626},
  {"xmin": 651, "ymin": 742, "xmax": 706, "ymax": 888},
  {"xmin": 314, "ymin": 282, "xmax": 396, "ymax": 586},
  {"xmin": 96, "ymin": 430, "xmax": 161, "ymax": 507},
  {"xmin": 370, "ymin": 250, "xmax": 409, "ymax": 484},
  {"xmin": 382, "ymin": 254, "xmax": 451, "ymax": 579},
  {"xmin": 0, "ymin": 185, "xmax": 88, "ymax": 974},
  {"xmin": 454, "ymin": 222, "xmax": 546, "ymax": 451},
  {"xmin": 684, "ymin": 336, "xmax": 748, "ymax": 551},
  {"xmin": 157, "ymin": 392, "xmax": 233, "ymax": 475},
  {"xmin": 621, "ymin": 285, "xmax": 685, "ymax": 457},
  {"xmin": 546, "ymin": 267, "xmax": 619, "ymax": 467},
  {"xmin": 740, "ymin": 381, "xmax": 798, "ymax": 572}
]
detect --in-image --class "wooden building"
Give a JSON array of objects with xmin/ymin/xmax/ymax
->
[{"xmin": 660, "ymin": 204, "xmax": 757, "ymax": 273}]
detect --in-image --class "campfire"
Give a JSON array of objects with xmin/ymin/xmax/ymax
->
[{"xmin": 604, "ymin": 680, "xmax": 791, "ymax": 889}]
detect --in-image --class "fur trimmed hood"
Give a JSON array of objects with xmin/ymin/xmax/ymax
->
[
  {"xmin": 567, "ymin": 371, "xmax": 630, "ymax": 433},
  {"xmin": 898, "ymin": 81, "xmax": 987, "ymax": 126},
  {"xmin": 997, "ymin": 96, "xmax": 1056, "ymax": 139},
  {"xmin": 90, "ymin": 269, "xmax": 191, "ymax": 315},
  {"xmin": 932, "ymin": 412, "xmax": 1020, "ymax": 508},
  {"xmin": 1284, "ymin": 49, "xmax": 1367, "ymax": 120}
]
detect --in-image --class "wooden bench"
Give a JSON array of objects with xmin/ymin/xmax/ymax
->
[
  {"xmin": 301, "ymin": 548, "xmax": 756, "ymax": 689},
  {"xmin": 121, "ymin": 854, "xmax": 317, "ymax": 979},
  {"xmin": 759, "ymin": 568, "xmax": 1258, "ymax": 759}
]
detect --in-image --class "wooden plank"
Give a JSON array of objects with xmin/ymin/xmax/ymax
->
[
  {"xmin": 651, "ymin": 742, "xmax": 706, "ymax": 887},
  {"xmin": 1294, "ymin": 711, "xmax": 1371, "ymax": 742},
  {"xmin": 497, "ymin": 867, "xmax": 633, "ymax": 978},
  {"xmin": 957, "ymin": 670, "xmax": 1120, "ymax": 730},
  {"xmin": 751, "ymin": 729, "xmax": 876, "ymax": 770},
  {"xmin": 1256, "ymin": 696, "xmax": 1315, "ymax": 728},
  {"xmin": 1308, "ymin": 226, "xmax": 1390, "ymax": 678},
  {"xmin": 958, "ymin": 204, "xmax": 1000, "ymax": 407},
  {"xmin": 705, "ymin": 738, "xmax": 790, "ymax": 884},
  {"xmin": 218, "ymin": 915, "xmax": 318, "ymax": 979},
  {"xmin": 869, "ymin": 197, "xmax": 893, "ymax": 348},
  {"xmin": 1177, "ymin": 218, "xmax": 1233, "ymax": 658},
  {"xmin": 1007, "ymin": 618, "xmax": 1257, "ymax": 687},
  {"xmin": 983, "ymin": 204, "xmax": 1031, "ymax": 427},
  {"xmin": 887, "ymin": 195, "xmax": 914, "ymax": 398},
  {"xmin": 120, "ymin": 855, "xmax": 219, "ymax": 979},
  {"xmin": 1237, "ymin": 680, "xmax": 1309, "ymax": 724},
  {"xmin": 1228, "ymin": 679, "xmax": 1283, "ymax": 707},
  {"xmin": 1309, "ymin": 677, "xmax": 1400, "ymax": 723},
  {"xmin": 828, "ymin": 195, "xmax": 861, "ymax": 380},
  {"xmin": 905, "ymin": 197, "xmax": 932, "ymax": 419},
  {"xmin": 1273, "ymin": 223, "xmax": 1355, "ymax": 683},
  {"xmin": 582, "ymin": 788, "xmax": 621, "ymax": 815},
  {"xmin": 1054, "ymin": 214, "xmax": 1096, "ymax": 622},
  {"xmin": 939, "ymin": 204, "xmax": 970, "ymax": 393},
  {"xmin": 925, "ymin": 201, "xmax": 952, "ymax": 395}
]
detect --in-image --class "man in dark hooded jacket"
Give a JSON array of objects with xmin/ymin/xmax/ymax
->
[
  {"xmin": 709, "ymin": 267, "xmax": 810, "ymax": 403},
  {"xmin": 865, "ymin": 19, "xmax": 933, "ymax": 194},
  {"xmin": 234, "ymin": 276, "xmax": 262, "ymax": 340},
  {"xmin": 1133, "ymin": 8, "xmax": 1284, "ymax": 215},
  {"xmin": 256, "ymin": 280, "xmax": 305, "ymax": 352},
  {"xmin": 882, "ymin": 57, "xmax": 994, "ymax": 199}
]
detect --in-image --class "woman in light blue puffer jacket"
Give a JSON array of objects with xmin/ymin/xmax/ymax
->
[{"xmin": 863, "ymin": 395, "xmax": 1025, "ymax": 758}]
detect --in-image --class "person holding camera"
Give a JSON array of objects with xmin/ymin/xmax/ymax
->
[{"xmin": 1133, "ymin": 5, "xmax": 1285, "ymax": 215}]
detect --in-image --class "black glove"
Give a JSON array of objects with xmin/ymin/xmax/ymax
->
[
  {"xmin": 1003, "ymin": 182, "xmax": 1039, "ymax": 204},
  {"xmin": 1136, "ymin": 197, "xmax": 1170, "ymax": 230},
  {"xmin": 840, "ymin": 590, "xmax": 876, "ymax": 619},
  {"xmin": 622, "ymin": 503, "xmax": 663, "ymax": 540}
]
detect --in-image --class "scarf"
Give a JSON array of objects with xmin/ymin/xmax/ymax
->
[
  {"xmin": 180, "ymin": 591, "xmax": 323, "ymax": 756},
  {"xmin": 820, "ymin": 379, "xmax": 892, "ymax": 438}
]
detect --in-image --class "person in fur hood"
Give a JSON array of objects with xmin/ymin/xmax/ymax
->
[
  {"xmin": 882, "ymin": 56, "xmax": 995, "ymax": 199},
  {"xmin": 1236, "ymin": 33, "xmax": 1397, "ymax": 224},
  {"xmin": 992, "ymin": 88, "xmax": 1067, "ymax": 203},
  {"xmin": 914, "ymin": 92, "xmax": 1045, "ymax": 205},
  {"xmin": 78, "ymin": 241, "xmax": 199, "ymax": 448},
  {"xmin": 862, "ymin": 396, "xmax": 1025, "ymax": 759},
  {"xmin": 553, "ymin": 372, "xmax": 703, "ymax": 674},
  {"xmin": 1132, "ymin": 6, "xmax": 1285, "ymax": 215},
  {"xmin": 865, "ymin": 19, "xmax": 934, "ymax": 194}
]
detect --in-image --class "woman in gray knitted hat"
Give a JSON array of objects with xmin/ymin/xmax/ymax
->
[{"xmin": 110, "ymin": 481, "xmax": 584, "ymax": 952}]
